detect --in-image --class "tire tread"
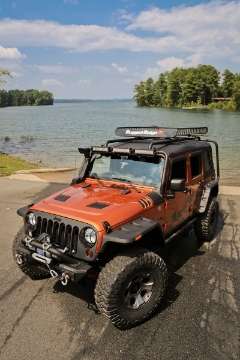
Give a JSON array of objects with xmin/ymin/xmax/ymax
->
[{"xmin": 95, "ymin": 249, "xmax": 168, "ymax": 329}]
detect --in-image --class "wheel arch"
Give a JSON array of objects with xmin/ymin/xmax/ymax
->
[
  {"xmin": 97, "ymin": 218, "xmax": 164, "ymax": 263},
  {"xmin": 199, "ymin": 180, "xmax": 219, "ymax": 214}
]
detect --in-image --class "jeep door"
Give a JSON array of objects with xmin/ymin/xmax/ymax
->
[
  {"xmin": 163, "ymin": 157, "xmax": 190, "ymax": 234},
  {"xmin": 187, "ymin": 152, "xmax": 204, "ymax": 213}
]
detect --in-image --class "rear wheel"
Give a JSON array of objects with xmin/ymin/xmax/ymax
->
[
  {"xmin": 95, "ymin": 249, "xmax": 168, "ymax": 329},
  {"xmin": 195, "ymin": 197, "xmax": 219, "ymax": 243},
  {"xmin": 12, "ymin": 227, "xmax": 49, "ymax": 280}
]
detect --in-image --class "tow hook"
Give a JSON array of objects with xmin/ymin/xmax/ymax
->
[
  {"xmin": 49, "ymin": 269, "xmax": 59, "ymax": 278},
  {"xmin": 61, "ymin": 273, "xmax": 70, "ymax": 286},
  {"xmin": 49, "ymin": 269, "xmax": 70, "ymax": 286},
  {"xmin": 16, "ymin": 253, "xmax": 23, "ymax": 265}
]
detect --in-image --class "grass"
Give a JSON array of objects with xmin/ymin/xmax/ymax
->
[{"xmin": 0, "ymin": 153, "xmax": 38, "ymax": 176}]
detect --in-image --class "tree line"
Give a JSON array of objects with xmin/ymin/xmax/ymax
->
[
  {"xmin": 0, "ymin": 68, "xmax": 54, "ymax": 107},
  {"xmin": 0, "ymin": 89, "xmax": 54, "ymax": 107},
  {"xmin": 134, "ymin": 65, "xmax": 240, "ymax": 111}
]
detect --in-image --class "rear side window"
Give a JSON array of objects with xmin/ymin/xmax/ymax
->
[
  {"xmin": 190, "ymin": 154, "xmax": 202, "ymax": 178},
  {"xmin": 203, "ymin": 150, "xmax": 213, "ymax": 176},
  {"xmin": 171, "ymin": 159, "xmax": 186, "ymax": 179}
]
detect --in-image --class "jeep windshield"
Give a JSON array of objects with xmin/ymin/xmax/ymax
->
[{"xmin": 88, "ymin": 155, "xmax": 165, "ymax": 188}]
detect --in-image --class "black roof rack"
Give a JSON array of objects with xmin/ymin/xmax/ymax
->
[{"xmin": 103, "ymin": 127, "xmax": 208, "ymax": 148}]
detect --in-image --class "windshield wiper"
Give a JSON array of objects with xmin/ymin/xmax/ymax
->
[{"xmin": 111, "ymin": 177, "xmax": 132, "ymax": 183}]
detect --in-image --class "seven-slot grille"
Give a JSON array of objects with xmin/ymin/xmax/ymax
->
[{"xmin": 33, "ymin": 215, "xmax": 79, "ymax": 254}]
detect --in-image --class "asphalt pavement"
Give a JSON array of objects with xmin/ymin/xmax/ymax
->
[{"xmin": 0, "ymin": 177, "xmax": 239, "ymax": 360}]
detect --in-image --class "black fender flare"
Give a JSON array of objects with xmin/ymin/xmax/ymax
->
[
  {"xmin": 17, "ymin": 205, "xmax": 32, "ymax": 218},
  {"xmin": 199, "ymin": 180, "xmax": 219, "ymax": 214},
  {"xmin": 102, "ymin": 217, "xmax": 163, "ymax": 246}
]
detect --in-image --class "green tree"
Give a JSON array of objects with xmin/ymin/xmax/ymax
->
[
  {"xmin": 232, "ymin": 79, "xmax": 240, "ymax": 110},
  {"xmin": 134, "ymin": 81, "xmax": 147, "ymax": 106},
  {"xmin": 35, "ymin": 91, "xmax": 53, "ymax": 105},
  {"xmin": 25, "ymin": 89, "xmax": 40, "ymax": 105},
  {"xmin": 222, "ymin": 69, "xmax": 235, "ymax": 98},
  {"xmin": 134, "ymin": 65, "xmax": 239, "ymax": 111},
  {"xmin": 0, "ymin": 90, "xmax": 9, "ymax": 107},
  {"xmin": 152, "ymin": 74, "xmax": 167, "ymax": 106},
  {"xmin": 144, "ymin": 78, "xmax": 154, "ymax": 106},
  {"xmin": 196, "ymin": 65, "xmax": 220, "ymax": 105},
  {"xmin": 165, "ymin": 68, "xmax": 186, "ymax": 107},
  {"xmin": 152, "ymin": 80, "xmax": 161, "ymax": 106},
  {"xmin": 1, "ymin": 89, "xmax": 53, "ymax": 107},
  {"xmin": 181, "ymin": 68, "xmax": 199, "ymax": 105}
]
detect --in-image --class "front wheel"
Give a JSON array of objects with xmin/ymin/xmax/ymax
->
[{"xmin": 95, "ymin": 249, "xmax": 168, "ymax": 329}]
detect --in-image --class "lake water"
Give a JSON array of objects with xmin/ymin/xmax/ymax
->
[{"xmin": 0, "ymin": 100, "xmax": 239, "ymax": 184}]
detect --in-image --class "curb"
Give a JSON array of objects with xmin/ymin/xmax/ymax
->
[{"xmin": 15, "ymin": 167, "xmax": 76, "ymax": 174}]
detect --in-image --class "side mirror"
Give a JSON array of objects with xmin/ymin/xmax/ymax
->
[{"xmin": 170, "ymin": 178, "xmax": 186, "ymax": 192}]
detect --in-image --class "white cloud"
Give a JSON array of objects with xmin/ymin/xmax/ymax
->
[
  {"xmin": 144, "ymin": 54, "xmax": 204, "ymax": 78},
  {"xmin": 128, "ymin": 1, "xmax": 240, "ymax": 34},
  {"xmin": 0, "ymin": 1, "xmax": 238, "ymax": 68},
  {"xmin": 0, "ymin": 45, "xmax": 25, "ymax": 59},
  {"xmin": 114, "ymin": 9, "xmax": 134, "ymax": 25},
  {"xmin": 127, "ymin": 1, "xmax": 240, "ymax": 60},
  {"xmin": 156, "ymin": 57, "xmax": 185, "ymax": 71},
  {"xmin": 156, "ymin": 54, "xmax": 203, "ymax": 72},
  {"xmin": 0, "ymin": 19, "xmax": 177, "ymax": 53},
  {"xmin": 41, "ymin": 78, "xmax": 63, "ymax": 88},
  {"xmin": 36, "ymin": 64, "xmax": 77, "ymax": 75},
  {"xmin": 111, "ymin": 62, "xmax": 128, "ymax": 73}
]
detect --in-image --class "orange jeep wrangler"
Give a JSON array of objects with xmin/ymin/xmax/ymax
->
[{"xmin": 13, "ymin": 127, "xmax": 219, "ymax": 329}]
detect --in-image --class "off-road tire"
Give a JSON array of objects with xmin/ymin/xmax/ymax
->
[
  {"xmin": 12, "ymin": 227, "xmax": 49, "ymax": 280},
  {"xmin": 195, "ymin": 197, "xmax": 219, "ymax": 243},
  {"xmin": 95, "ymin": 249, "xmax": 168, "ymax": 329}
]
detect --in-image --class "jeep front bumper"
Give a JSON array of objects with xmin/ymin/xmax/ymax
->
[{"xmin": 18, "ymin": 234, "xmax": 92, "ymax": 285}]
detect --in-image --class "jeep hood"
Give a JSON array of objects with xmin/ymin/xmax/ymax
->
[{"xmin": 31, "ymin": 181, "xmax": 153, "ymax": 231}]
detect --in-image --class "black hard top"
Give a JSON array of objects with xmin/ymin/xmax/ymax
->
[{"xmin": 110, "ymin": 138, "xmax": 210, "ymax": 157}]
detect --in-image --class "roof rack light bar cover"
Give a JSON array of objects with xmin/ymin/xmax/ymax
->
[
  {"xmin": 176, "ymin": 127, "xmax": 208, "ymax": 136},
  {"xmin": 115, "ymin": 127, "xmax": 208, "ymax": 138}
]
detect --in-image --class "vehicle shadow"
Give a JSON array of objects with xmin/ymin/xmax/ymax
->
[
  {"xmin": 52, "ymin": 210, "xmax": 224, "ymax": 325},
  {"xmin": 216, "ymin": 208, "xmax": 227, "ymax": 237},
  {"xmin": 52, "ymin": 223, "xmax": 215, "ymax": 313}
]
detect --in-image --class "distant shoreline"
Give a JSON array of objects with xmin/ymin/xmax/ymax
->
[{"xmin": 54, "ymin": 98, "xmax": 132, "ymax": 103}]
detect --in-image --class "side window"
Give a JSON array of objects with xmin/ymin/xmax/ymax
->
[
  {"xmin": 203, "ymin": 150, "xmax": 213, "ymax": 176},
  {"xmin": 190, "ymin": 154, "xmax": 202, "ymax": 178},
  {"xmin": 171, "ymin": 159, "xmax": 186, "ymax": 179}
]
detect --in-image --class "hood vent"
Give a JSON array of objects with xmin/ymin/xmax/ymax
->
[
  {"xmin": 111, "ymin": 184, "xmax": 130, "ymax": 195},
  {"xmin": 87, "ymin": 202, "xmax": 110, "ymax": 209},
  {"xmin": 54, "ymin": 194, "xmax": 71, "ymax": 202},
  {"xmin": 138, "ymin": 197, "xmax": 152, "ymax": 209},
  {"xmin": 111, "ymin": 184, "xmax": 126, "ymax": 190}
]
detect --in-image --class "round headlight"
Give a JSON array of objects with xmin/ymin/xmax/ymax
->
[
  {"xmin": 27, "ymin": 212, "xmax": 37, "ymax": 227},
  {"xmin": 83, "ymin": 227, "xmax": 97, "ymax": 247}
]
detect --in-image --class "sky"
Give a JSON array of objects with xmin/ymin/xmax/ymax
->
[{"xmin": 0, "ymin": 0, "xmax": 239, "ymax": 99}]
